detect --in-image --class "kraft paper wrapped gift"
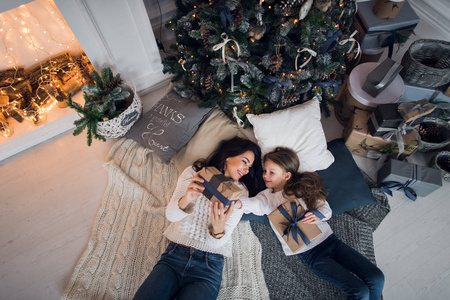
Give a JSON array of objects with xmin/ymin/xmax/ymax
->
[
  {"xmin": 378, "ymin": 159, "xmax": 442, "ymax": 198},
  {"xmin": 199, "ymin": 167, "xmax": 243, "ymax": 206},
  {"xmin": 362, "ymin": 58, "xmax": 403, "ymax": 98},
  {"xmin": 367, "ymin": 103, "xmax": 424, "ymax": 137},
  {"xmin": 397, "ymin": 99, "xmax": 436, "ymax": 123},
  {"xmin": 372, "ymin": 0, "xmax": 405, "ymax": 20},
  {"xmin": 344, "ymin": 108, "xmax": 418, "ymax": 158},
  {"xmin": 353, "ymin": 0, "xmax": 419, "ymax": 54},
  {"xmin": 339, "ymin": 62, "xmax": 404, "ymax": 122},
  {"xmin": 268, "ymin": 200, "xmax": 323, "ymax": 252}
]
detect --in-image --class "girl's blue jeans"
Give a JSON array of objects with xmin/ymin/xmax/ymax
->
[
  {"xmin": 133, "ymin": 242, "xmax": 224, "ymax": 300},
  {"xmin": 299, "ymin": 234, "xmax": 385, "ymax": 300}
]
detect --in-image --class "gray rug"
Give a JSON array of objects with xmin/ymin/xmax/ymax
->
[{"xmin": 249, "ymin": 174, "xmax": 390, "ymax": 300}]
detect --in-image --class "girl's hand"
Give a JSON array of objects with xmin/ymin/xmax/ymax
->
[
  {"xmin": 210, "ymin": 201, "xmax": 235, "ymax": 235},
  {"xmin": 179, "ymin": 172, "xmax": 204, "ymax": 210},
  {"xmin": 302, "ymin": 212, "xmax": 321, "ymax": 224}
]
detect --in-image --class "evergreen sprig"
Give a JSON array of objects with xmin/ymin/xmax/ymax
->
[{"xmin": 66, "ymin": 67, "xmax": 131, "ymax": 146}]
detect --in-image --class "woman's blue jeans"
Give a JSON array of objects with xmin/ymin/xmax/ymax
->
[
  {"xmin": 133, "ymin": 242, "xmax": 224, "ymax": 300},
  {"xmin": 299, "ymin": 234, "xmax": 385, "ymax": 300}
]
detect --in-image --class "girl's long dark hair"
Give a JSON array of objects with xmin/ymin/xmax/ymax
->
[
  {"xmin": 193, "ymin": 137, "xmax": 263, "ymax": 196},
  {"xmin": 264, "ymin": 147, "xmax": 326, "ymax": 210}
]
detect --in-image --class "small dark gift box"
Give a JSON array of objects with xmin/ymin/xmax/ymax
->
[
  {"xmin": 367, "ymin": 103, "xmax": 424, "ymax": 137},
  {"xmin": 199, "ymin": 167, "xmax": 243, "ymax": 206},
  {"xmin": 362, "ymin": 58, "xmax": 403, "ymax": 98},
  {"xmin": 378, "ymin": 159, "xmax": 442, "ymax": 198},
  {"xmin": 268, "ymin": 200, "xmax": 323, "ymax": 252}
]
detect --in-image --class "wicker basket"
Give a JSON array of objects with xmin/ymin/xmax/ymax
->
[
  {"xmin": 97, "ymin": 92, "xmax": 142, "ymax": 138},
  {"xmin": 400, "ymin": 39, "xmax": 450, "ymax": 88},
  {"xmin": 416, "ymin": 117, "xmax": 450, "ymax": 152},
  {"xmin": 430, "ymin": 151, "xmax": 450, "ymax": 181}
]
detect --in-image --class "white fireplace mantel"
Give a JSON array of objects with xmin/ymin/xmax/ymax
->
[{"xmin": 0, "ymin": 0, "xmax": 171, "ymax": 162}]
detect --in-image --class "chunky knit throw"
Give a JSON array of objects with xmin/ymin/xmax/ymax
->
[{"xmin": 61, "ymin": 138, "xmax": 269, "ymax": 300}]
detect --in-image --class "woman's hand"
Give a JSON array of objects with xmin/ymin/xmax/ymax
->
[
  {"xmin": 178, "ymin": 172, "xmax": 205, "ymax": 210},
  {"xmin": 210, "ymin": 201, "xmax": 235, "ymax": 235},
  {"xmin": 302, "ymin": 212, "xmax": 321, "ymax": 224}
]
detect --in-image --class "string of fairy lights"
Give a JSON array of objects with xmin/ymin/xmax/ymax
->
[{"xmin": 0, "ymin": 0, "xmax": 91, "ymax": 138}]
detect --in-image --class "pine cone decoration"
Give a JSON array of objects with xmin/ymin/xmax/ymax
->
[
  {"xmin": 204, "ymin": 74, "xmax": 213, "ymax": 90},
  {"xmin": 249, "ymin": 22, "xmax": 266, "ymax": 40},
  {"xmin": 270, "ymin": 54, "xmax": 283, "ymax": 73},
  {"xmin": 199, "ymin": 25, "xmax": 211, "ymax": 51},
  {"xmin": 183, "ymin": 21, "xmax": 192, "ymax": 31},
  {"xmin": 233, "ymin": 3, "xmax": 244, "ymax": 27},
  {"xmin": 105, "ymin": 78, "xmax": 124, "ymax": 93}
]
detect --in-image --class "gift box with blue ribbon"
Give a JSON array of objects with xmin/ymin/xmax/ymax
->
[
  {"xmin": 353, "ymin": 0, "xmax": 419, "ymax": 57},
  {"xmin": 199, "ymin": 167, "xmax": 243, "ymax": 206},
  {"xmin": 268, "ymin": 200, "xmax": 323, "ymax": 252},
  {"xmin": 378, "ymin": 159, "xmax": 442, "ymax": 199}
]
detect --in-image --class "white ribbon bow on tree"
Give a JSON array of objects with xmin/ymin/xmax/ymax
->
[
  {"xmin": 295, "ymin": 47, "xmax": 317, "ymax": 70},
  {"xmin": 213, "ymin": 33, "xmax": 241, "ymax": 63},
  {"xmin": 339, "ymin": 30, "xmax": 361, "ymax": 59},
  {"xmin": 232, "ymin": 106, "xmax": 245, "ymax": 127}
]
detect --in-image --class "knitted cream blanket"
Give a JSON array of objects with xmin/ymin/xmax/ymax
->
[{"xmin": 61, "ymin": 138, "xmax": 269, "ymax": 300}]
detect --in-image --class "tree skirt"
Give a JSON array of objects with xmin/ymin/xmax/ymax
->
[
  {"xmin": 61, "ymin": 138, "xmax": 269, "ymax": 300},
  {"xmin": 249, "ymin": 174, "xmax": 390, "ymax": 300}
]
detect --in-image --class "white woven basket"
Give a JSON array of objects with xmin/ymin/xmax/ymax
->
[{"xmin": 97, "ymin": 92, "xmax": 142, "ymax": 138}]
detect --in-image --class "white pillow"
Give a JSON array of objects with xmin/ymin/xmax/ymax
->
[{"xmin": 247, "ymin": 97, "xmax": 334, "ymax": 172}]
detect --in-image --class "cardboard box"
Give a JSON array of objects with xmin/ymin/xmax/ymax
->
[
  {"xmin": 362, "ymin": 58, "xmax": 403, "ymax": 98},
  {"xmin": 372, "ymin": 0, "xmax": 405, "ymax": 20},
  {"xmin": 344, "ymin": 108, "xmax": 418, "ymax": 157},
  {"xmin": 199, "ymin": 167, "xmax": 243, "ymax": 206},
  {"xmin": 353, "ymin": 0, "xmax": 419, "ymax": 50},
  {"xmin": 268, "ymin": 200, "xmax": 322, "ymax": 252},
  {"xmin": 378, "ymin": 159, "xmax": 442, "ymax": 197}
]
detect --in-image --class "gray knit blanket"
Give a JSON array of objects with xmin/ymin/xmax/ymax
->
[
  {"xmin": 249, "ymin": 175, "xmax": 390, "ymax": 300},
  {"xmin": 61, "ymin": 138, "xmax": 388, "ymax": 300}
]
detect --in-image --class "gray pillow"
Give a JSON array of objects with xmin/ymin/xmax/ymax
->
[{"xmin": 125, "ymin": 91, "xmax": 214, "ymax": 162}]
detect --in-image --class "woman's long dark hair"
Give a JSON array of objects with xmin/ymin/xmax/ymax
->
[
  {"xmin": 264, "ymin": 147, "xmax": 326, "ymax": 210},
  {"xmin": 193, "ymin": 137, "xmax": 262, "ymax": 196}
]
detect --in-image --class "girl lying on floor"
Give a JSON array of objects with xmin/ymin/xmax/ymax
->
[{"xmin": 237, "ymin": 147, "xmax": 385, "ymax": 300}]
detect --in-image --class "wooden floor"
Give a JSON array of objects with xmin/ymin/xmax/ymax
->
[{"xmin": 1, "ymin": 82, "xmax": 449, "ymax": 299}]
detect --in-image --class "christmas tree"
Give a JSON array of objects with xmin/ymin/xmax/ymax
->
[{"xmin": 162, "ymin": 0, "xmax": 358, "ymax": 127}]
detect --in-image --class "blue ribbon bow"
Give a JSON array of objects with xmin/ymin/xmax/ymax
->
[
  {"xmin": 263, "ymin": 75, "xmax": 290, "ymax": 104},
  {"xmin": 320, "ymin": 30, "xmax": 342, "ymax": 54},
  {"xmin": 277, "ymin": 202, "xmax": 325, "ymax": 246},
  {"xmin": 314, "ymin": 80, "xmax": 342, "ymax": 97},
  {"xmin": 199, "ymin": 174, "xmax": 236, "ymax": 206},
  {"xmin": 381, "ymin": 181, "xmax": 417, "ymax": 201},
  {"xmin": 216, "ymin": 0, "xmax": 232, "ymax": 35}
]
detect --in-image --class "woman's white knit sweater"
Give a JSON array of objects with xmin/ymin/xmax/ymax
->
[{"xmin": 163, "ymin": 167, "xmax": 249, "ymax": 257}]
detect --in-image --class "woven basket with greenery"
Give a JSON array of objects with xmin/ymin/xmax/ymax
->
[{"xmin": 400, "ymin": 39, "xmax": 450, "ymax": 88}]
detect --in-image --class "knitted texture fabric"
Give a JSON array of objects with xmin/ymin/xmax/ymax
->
[{"xmin": 61, "ymin": 138, "xmax": 269, "ymax": 300}]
